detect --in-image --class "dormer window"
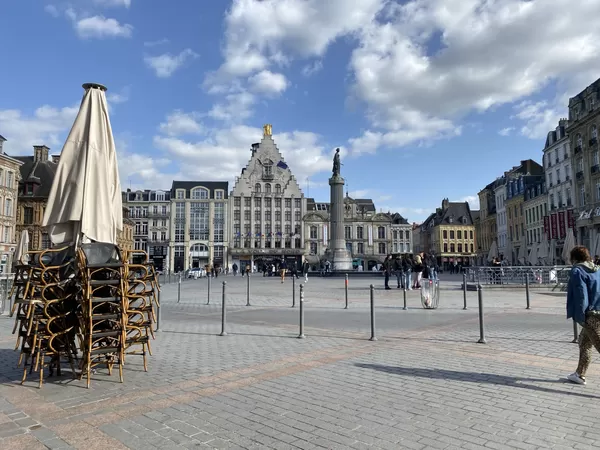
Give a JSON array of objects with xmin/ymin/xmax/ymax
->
[{"xmin": 262, "ymin": 160, "xmax": 274, "ymax": 180}]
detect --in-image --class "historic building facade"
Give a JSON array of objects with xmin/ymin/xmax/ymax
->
[
  {"xmin": 543, "ymin": 118, "xmax": 574, "ymax": 260},
  {"xmin": 302, "ymin": 196, "xmax": 395, "ymax": 270},
  {"xmin": 117, "ymin": 206, "xmax": 135, "ymax": 257},
  {"xmin": 494, "ymin": 181, "xmax": 507, "ymax": 261},
  {"xmin": 123, "ymin": 189, "xmax": 171, "ymax": 270},
  {"xmin": 0, "ymin": 136, "xmax": 23, "ymax": 272},
  {"xmin": 169, "ymin": 181, "xmax": 228, "ymax": 273},
  {"xmin": 15, "ymin": 145, "xmax": 58, "ymax": 254},
  {"xmin": 228, "ymin": 126, "xmax": 306, "ymax": 271},
  {"xmin": 523, "ymin": 177, "xmax": 547, "ymax": 262},
  {"xmin": 420, "ymin": 198, "xmax": 477, "ymax": 269},
  {"xmin": 390, "ymin": 213, "xmax": 412, "ymax": 254},
  {"xmin": 476, "ymin": 180, "xmax": 499, "ymax": 265},
  {"xmin": 568, "ymin": 78, "xmax": 600, "ymax": 250}
]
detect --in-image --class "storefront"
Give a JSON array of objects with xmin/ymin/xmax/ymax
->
[{"xmin": 229, "ymin": 248, "xmax": 304, "ymax": 273}]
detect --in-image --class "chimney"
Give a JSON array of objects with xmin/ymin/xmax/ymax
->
[
  {"xmin": 442, "ymin": 198, "xmax": 450, "ymax": 210},
  {"xmin": 51, "ymin": 154, "xmax": 60, "ymax": 164},
  {"xmin": 33, "ymin": 145, "xmax": 49, "ymax": 162},
  {"xmin": 0, "ymin": 135, "xmax": 5, "ymax": 154}
]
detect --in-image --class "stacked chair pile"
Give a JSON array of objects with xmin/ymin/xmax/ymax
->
[{"xmin": 9, "ymin": 243, "xmax": 160, "ymax": 388}]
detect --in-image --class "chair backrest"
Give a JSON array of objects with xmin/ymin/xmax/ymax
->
[{"xmin": 81, "ymin": 243, "xmax": 121, "ymax": 266}]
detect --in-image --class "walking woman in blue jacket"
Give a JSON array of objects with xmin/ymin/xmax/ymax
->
[{"xmin": 566, "ymin": 246, "xmax": 600, "ymax": 385}]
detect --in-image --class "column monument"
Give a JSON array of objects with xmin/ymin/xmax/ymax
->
[{"xmin": 328, "ymin": 148, "xmax": 352, "ymax": 271}]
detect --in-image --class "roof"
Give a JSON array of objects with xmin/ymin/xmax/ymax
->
[
  {"xmin": 471, "ymin": 210, "xmax": 480, "ymax": 222},
  {"xmin": 15, "ymin": 155, "xmax": 59, "ymax": 199},
  {"xmin": 171, "ymin": 181, "xmax": 229, "ymax": 199},
  {"xmin": 423, "ymin": 201, "xmax": 474, "ymax": 228},
  {"xmin": 390, "ymin": 212, "xmax": 409, "ymax": 224},
  {"xmin": 0, "ymin": 135, "xmax": 6, "ymax": 142},
  {"xmin": 306, "ymin": 197, "xmax": 376, "ymax": 213}
]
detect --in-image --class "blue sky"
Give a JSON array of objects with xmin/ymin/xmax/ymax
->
[{"xmin": 1, "ymin": 0, "xmax": 600, "ymax": 222}]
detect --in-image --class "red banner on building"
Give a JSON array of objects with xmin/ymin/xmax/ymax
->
[
  {"xmin": 543, "ymin": 215, "xmax": 550, "ymax": 239},
  {"xmin": 558, "ymin": 211, "xmax": 566, "ymax": 239},
  {"xmin": 551, "ymin": 213, "xmax": 558, "ymax": 240},
  {"xmin": 567, "ymin": 209, "xmax": 575, "ymax": 228}
]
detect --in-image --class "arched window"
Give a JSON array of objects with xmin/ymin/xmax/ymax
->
[
  {"xmin": 265, "ymin": 183, "xmax": 271, "ymax": 193},
  {"xmin": 593, "ymin": 125, "xmax": 598, "ymax": 139},
  {"xmin": 275, "ymin": 184, "xmax": 282, "ymax": 193},
  {"xmin": 191, "ymin": 187, "xmax": 209, "ymax": 200},
  {"xmin": 254, "ymin": 183, "xmax": 261, "ymax": 193}
]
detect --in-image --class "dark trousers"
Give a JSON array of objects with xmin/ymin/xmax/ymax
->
[{"xmin": 384, "ymin": 272, "xmax": 390, "ymax": 288}]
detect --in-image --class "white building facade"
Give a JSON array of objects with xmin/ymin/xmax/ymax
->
[
  {"xmin": 169, "ymin": 181, "xmax": 229, "ymax": 272},
  {"xmin": 228, "ymin": 125, "xmax": 306, "ymax": 271},
  {"xmin": 494, "ymin": 183, "xmax": 507, "ymax": 260},
  {"xmin": 543, "ymin": 118, "xmax": 573, "ymax": 261}
]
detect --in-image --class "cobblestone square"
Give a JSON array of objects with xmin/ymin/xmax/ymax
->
[{"xmin": 1, "ymin": 274, "xmax": 598, "ymax": 449}]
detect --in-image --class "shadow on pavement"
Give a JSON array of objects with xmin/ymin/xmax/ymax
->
[{"xmin": 355, "ymin": 363, "xmax": 600, "ymax": 399}]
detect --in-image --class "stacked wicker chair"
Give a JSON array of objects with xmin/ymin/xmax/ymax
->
[
  {"xmin": 77, "ymin": 243, "xmax": 126, "ymax": 388},
  {"xmin": 122, "ymin": 250, "xmax": 159, "ymax": 372},
  {"xmin": 11, "ymin": 246, "xmax": 78, "ymax": 388}
]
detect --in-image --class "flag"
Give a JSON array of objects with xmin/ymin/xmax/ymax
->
[{"xmin": 277, "ymin": 160, "xmax": 288, "ymax": 170}]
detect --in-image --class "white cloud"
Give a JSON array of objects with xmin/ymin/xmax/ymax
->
[
  {"xmin": 212, "ymin": 0, "xmax": 600, "ymax": 152},
  {"xmin": 248, "ymin": 70, "xmax": 288, "ymax": 95},
  {"xmin": 0, "ymin": 105, "xmax": 78, "ymax": 155},
  {"xmin": 159, "ymin": 111, "xmax": 203, "ymax": 136},
  {"xmin": 144, "ymin": 49, "xmax": 198, "ymax": 78},
  {"xmin": 498, "ymin": 127, "xmax": 515, "ymax": 137},
  {"xmin": 107, "ymin": 86, "xmax": 130, "ymax": 104},
  {"xmin": 67, "ymin": 9, "xmax": 133, "ymax": 39},
  {"xmin": 301, "ymin": 60, "xmax": 323, "ymax": 77},
  {"xmin": 455, "ymin": 195, "xmax": 480, "ymax": 211},
  {"xmin": 153, "ymin": 121, "xmax": 333, "ymax": 183},
  {"xmin": 208, "ymin": 91, "xmax": 256, "ymax": 123},
  {"xmin": 94, "ymin": 0, "xmax": 132, "ymax": 8},
  {"xmin": 144, "ymin": 38, "xmax": 169, "ymax": 47},
  {"xmin": 512, "ymin": 100, "xmax": 561, "ymax": 139},
  {"xmin": 44, "ymin": 4, "xmax": 60, "ymax": 17}
]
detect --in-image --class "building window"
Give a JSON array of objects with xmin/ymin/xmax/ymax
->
[
  {"xmin": 254, "ymin": 197, "xmax": 261, "ymax": 208},
  {"xmin": 244, "ymin": 210, "xmax": 250, "ymax": 221},
  {"xmin": 254, "ymin": 183, "xmax": 261, "ymax": 193},
  {"xmin": 294, "ymin": 198, "xmax": 301, "ymax": 208},
  {"xmin": 470, "ymin": 230, "xmax": 473, "ymax": 239},
  {"xmin": 285, "ymin": 198, "xmax": 292, "ymax": 208},
  {"xmin": 580, "ymin": 186, "xmax": 586, "ymax": 206},
  {"xmin": 213, "ymin": 202, "xmax": 224, "ymax": 242},
  {"xmin": 457, "ymin": 230, "xmax": 462, "ymax": 239},
  {"xmin": 377, "ymin": 226, "xmax": 386, "ymax": 239},
  {"xmin": 4, "ymin": 226, "xmax": 10, "ymax": 243},
  {"xmin": 275, "ymin": 184, "xmax": 282, "ymax": 194},
  {"xmin": 234, "ymin": 210, "xmax": 240, "ymax": 221},
  {"xmin": 294, "ymin": 211, "xmax": 300, "ymax": 221},
  {"xmin": 23, "ymin": 207, "xmax": 33, "ymax": 225},
  {"xmin": 275, "ymin": 198, "xmax": 281, "ymax": 208},
  {"xmin": 450, "ymin": 243, "xmax": 455, "ymax": 252},
  {"xmin": 6, "ymin": 172, "xmax": 13, "ymax": 189},
  {"xmin": 310, "ymin": 242, "xmax": 317, "ymax": 254},
  {"xmin": 345, "ymin": 226, "xmax": 351, "ymax": 239},
  {"xmin": 275, "ymin": 211, "xmax": 281, "ymax": 221},
  {"xmin": 443, "ymin": 243, "xmax": 448, "ymax": 252},
  {"xmin": 191, "ymin": 187, "xmax": 209, "ymax": 200},
  {"xmin": 449, "ymin": 230, "xmax": 455, "ymax": 239},
  {"xmin": 234, "ymin": 197, "xmax": 241, "ymax": 207},
  {"xmin": 310, "ymin": 226, "xmax": 317, "ymax": 239},
  {"xmin": 176, "ymin": 189, "xmax": 185, "ymax": 199},
  {"xmin": 4, "ymin": 198, "xmax": 12, "ymax": 217},
  {"xmin": 265, "ymin": 183, "xmax": 271, "ymax": 194},
  {"xmin": 357, "ymin": 226, "xmax": 364, "ymax": 239},
  {"xmin": 265, "ymin": 210, "xmax": 271, "ymax": 221},
  {"xmin": 443, "ymin": 230, "xmax": 447, "ymax": 239},
  {"xmin": 41, "ymin": 233, "xmax": 51, "ymax": 249},
  {"xmin": 357, "ymin": 242, "xmax": 364, "ymax": 254},
  {"xmin": 378, "ymin": 242, "xmax": 386, "ymax": 254},
  {"xmin": 458, "ymin": 244, "xmax": 463, "ymax": 253}
]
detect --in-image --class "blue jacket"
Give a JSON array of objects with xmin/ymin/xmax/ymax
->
[{"xmin": 567, "ymin": 262, "xmax": 600, "ymax": 324}]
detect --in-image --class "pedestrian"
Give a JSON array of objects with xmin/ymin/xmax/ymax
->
[
  {"xmin": 393, "ymin": 256, "xmax": 402, "ymax": 288},
  {"xmin": 566, "ymin": 246, "xmax": 600, "ymax": 385},
  {"xmin": 302, "ymin": 259, "xmax": 310, "ymax": 283},
  {"xmin": 280, "ymin": 258, "xmax": 287, "ymax": 283},
  {"xmin": 383, "ymin": 254, "xmax": 392, "ymax": 290}
]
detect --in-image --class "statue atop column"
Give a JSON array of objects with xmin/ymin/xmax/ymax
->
[{"xmin": 332, "ymin": 148, "xmax": 341, "ymax": 177}]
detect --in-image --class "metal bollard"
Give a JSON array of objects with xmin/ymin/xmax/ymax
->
[
  {"xmin": 298, "ymin": 284, "xmax": 305, "ymax": 339},
  {"xmin": 462, "ymin": 273, "xmax": 467, "ymax": 310},
  {"xmin": 403, "ymin": 287, "xmax": 407, "ymax": 310},
  {"xmin": 207, "ymin": 275, "xmax": 211, "ymax": 305},
  {"xmin": 177, "ymin": 272, "xmax": 182, "ymax": 303},
  {"xmin": 155, "ymin": 289, "xmax": 162, "ymax": 332},
  {"xmin": 220, "ymin": 281, "xmax": 227, "ymax": 336},
  {"xmin": 525, "ymin": 274, "xmax": 530, "ymax": 310},
  {"xmin": 369, "ymin": 284, "xmax": 377, "ymax": 341},
  {"xmin": 292, "ymin": 276, "xmax": 296, "ymax": 308},
  {"xmin": 344, "ymin": 273, "xmax": 349, "ymax": 309},
  {"xmin": 477, "ymin": 283, "xmax": 486, "ymax": 344},
  {"xmin": 246, "ymin": 273, "xmax": 251, "ymax": 306},
  {"xmin": 572, "ymin": 320, "xmax": 579, "ymax": 344}
]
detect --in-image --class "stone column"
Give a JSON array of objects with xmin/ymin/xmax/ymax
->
[{"xmin": 328, "ymin": 175, "xmax": 352, "ymax": 271}]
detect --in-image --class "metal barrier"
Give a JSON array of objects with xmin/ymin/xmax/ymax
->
[
  {"xmin": 0, "ymin": 273, "xmax": 14, "ymax": 315},
  {"xmin": 466, "ymin": 266, "xmax": 571, "ymax": 288}
]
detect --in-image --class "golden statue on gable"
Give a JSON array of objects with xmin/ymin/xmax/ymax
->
[{"xmin": 263, "ymin": 124, "xmax": 272, "ymax": 137}]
